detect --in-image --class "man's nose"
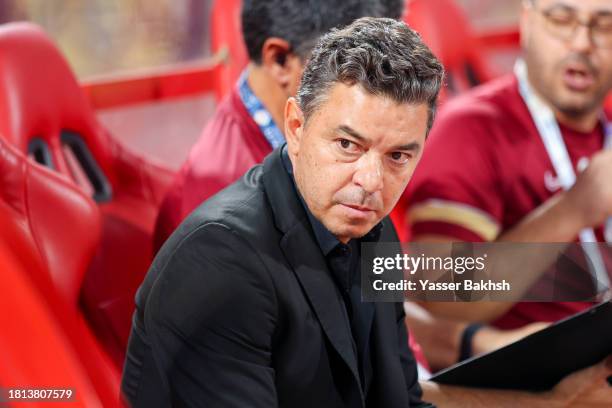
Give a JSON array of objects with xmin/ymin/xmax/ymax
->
[
  {"xmin": 568, "ymin": 23, "xmax": 595, "ymax": 53},
  {"xmin": 353, "ymin": 154, "xmax": 384, "ymax": 194}
]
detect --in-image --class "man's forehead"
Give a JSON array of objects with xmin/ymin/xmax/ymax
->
[
  {"xmin": 314, "ymin": 83, "xmax": 428, "ymax": 147},
  {"xmin": 322, "ymin": 82, "xmax": 424, "ymax": 115}
]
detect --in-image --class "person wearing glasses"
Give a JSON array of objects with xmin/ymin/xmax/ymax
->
[{"xmin": 402, "ymin": 0, "xmax": 612, "ymax": 368}]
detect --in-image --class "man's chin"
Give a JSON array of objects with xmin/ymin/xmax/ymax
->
[
  {"xmin": 327, "ymin": 224, "xmax": 375, "ymax": 242},
  {"xmin": 556, "ymin": 102, "xmax": 599, "ymax": 122},
  {"xmin": 325, "ymin": 206, "xmax": 387, "ymax": 236},
  {"xmin": 555, "ymin": 89, "xmax": 601, "ymax": 115}
]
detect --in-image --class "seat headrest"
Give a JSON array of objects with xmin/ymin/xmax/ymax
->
[
  {"xmin": 0, "ymin": 22, "xmax": 113, "ymax": 182},
  {"xmin": 406, "ymin": 0, "xmax": 474, "ymax": 67},
  {"xmin": 0, "ymin": 138, "xmax": 101, "ymax": 306}
]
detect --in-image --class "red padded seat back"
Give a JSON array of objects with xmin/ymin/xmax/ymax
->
[
  {"xmin": 0, "ymin": 138, "xmax": 100, "ymax": 306},
  {"xmin": 405, "ymin": 0, "xmax": 491, "ymax": 96},
  {"xmin": 0, "ymin": 139, "xmax": 122, "ymax": 406},
  {"xmin": 0, "ymin": 242, "xmax": 105, "ymax": 407},
  {"xmin": 0, "ymin": 22, "xmax": 115, "ymax": 193},
  {"xmin": 0, "ymin": 22, "xmax": 176, "ymax": 367}
]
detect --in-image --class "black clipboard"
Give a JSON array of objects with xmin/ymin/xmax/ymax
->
[{"xmin": 430, "ymin": 301, "xmax": 612, "ymax": 391}]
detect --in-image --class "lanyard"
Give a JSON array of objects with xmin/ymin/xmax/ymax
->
[
  {"xmin": 514, "ymin": 59, "xmax": 611, "ymax": 296},
  {"xmin": 604, "ymin": 123, "xmax": 612, "ymax": 243},
  {"xmin": 237, "ymin": 70, "xmax": 285, "ymax": 149}
]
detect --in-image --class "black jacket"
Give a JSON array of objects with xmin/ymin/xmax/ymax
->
[{"xmin": 121, "ymin": 147, "xmax": 430, "ymax": 407}]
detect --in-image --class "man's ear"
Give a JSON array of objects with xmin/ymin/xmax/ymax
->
[
  {"xmin": 284, "ymin": 97, "xmax": 305, "ymax": 158},
  {"xmin": 261, "ymin": 37, "xmax": 301, "ymax": 93}
]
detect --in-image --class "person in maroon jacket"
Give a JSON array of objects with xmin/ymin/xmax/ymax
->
[
  {"xmin": 402, "ymin": 0, "xmax": 612, "ymax": 370},
  {"xmin": 153, "ymin": 0, "xmax": 404, "ymax": 251}
]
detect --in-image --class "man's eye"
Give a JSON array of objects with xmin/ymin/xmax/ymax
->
[
  {"xmin": 337, "ymin": 139, "xmax": 359, "ymax": 153},
  {"xmin": 389, "ymin": 151, "xmax": 410, "ymax": 164},
  {"xmin": 594, "ymin": 16, "xmax": 612, "ymax": 32},
  {"xmin": 546, "ymin": 10, "xmax": 575, "ymax": 26}
]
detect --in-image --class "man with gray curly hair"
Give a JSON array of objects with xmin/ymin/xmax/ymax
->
[
  {"xmin": 123, "ymin": 17, "xmax": 612, "ymax": 407},
  {"xmin": 153, "ymin": 0, "xmax": 404, "ymax": 251}
]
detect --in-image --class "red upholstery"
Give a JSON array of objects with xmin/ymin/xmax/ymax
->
[
  {"xmin": 404, "ymin": 0, "xmax": 492, "ymax": 98},
  {"xmin": 0, "ymin": 243, "xmax": 105, "ymax": 407},
  {"xmin": 211, "ymin": 0, "xmax": 247, "ymax": 100},
  {"xmin": 0, "ymin": 139, "xmax": 122, "ymax": 406},
  {"xmin": 0, "ymin": 22, "xmax": 174, "ymax": 366},
  {"xmin": 0, "ymin": 134, "xmax": 101, "ymax": 307}
]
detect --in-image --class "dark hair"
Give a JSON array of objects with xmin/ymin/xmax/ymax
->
[
  {"xmin": 296, "ymin": 17, "xmax": 444, "ymax": 132},
  {"xmin": 241, "ymin": 0, "xmax": 405, "ymax": 64},
  {"xmin": 373, "ymin": 0, "xmax": 405, "ymax": 20}
]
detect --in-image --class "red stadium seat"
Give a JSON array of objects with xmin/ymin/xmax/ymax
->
[
  {"xmin": 211, "ymin": 0, "xmax": 247, "ymax": 100},
  {"xmin": 404, "ymin": 0, "xmax": 492, "ymax": 97},
  {"xmin": 0, "ymin": 22, "xmax": 174, "ymax": 367},
  {"xmin": 0, "ymin": 139, "xmax": 122, "ymax": 406},
  {"xmin": 0, "ymin": 243, "xmax": 107, "ymax": 407}
]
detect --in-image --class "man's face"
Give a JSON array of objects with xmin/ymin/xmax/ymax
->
[
  {"xmin": 521, "ymin": 0, "xmax": 612, "ymax": 117},
  {"xmin": 285, "ymin": 83, "xmax": 428, "ymax": 243}
]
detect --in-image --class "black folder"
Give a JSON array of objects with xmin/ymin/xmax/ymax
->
[{"xmin": 430, "ymin": 301, "xmax": 612, "ymax": 391}]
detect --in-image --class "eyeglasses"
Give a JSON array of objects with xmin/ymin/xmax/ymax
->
[{"xmin": 534, "ymin": 5, "xmax": 612, "ymax": 49}]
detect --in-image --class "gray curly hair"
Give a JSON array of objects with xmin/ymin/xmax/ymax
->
[{"xmin": 296, "ymin": 17, "xmax": 445, "ymax": 132}]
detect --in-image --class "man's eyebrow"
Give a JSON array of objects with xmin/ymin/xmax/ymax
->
[
  {"xmin": 546, "ymin": 3, "xmax": 612, "ymax": 16},
  {"xmin": 337, "ymin": 125, "xmax": 369, "ymax": 143},
  {"xmin": 336, "ymin": 125, "xmax": 421, "ymax": 152},
  {"xmin": 395, "ymin": 141, "xmax": 421, "ymax": 152},
  {"xmin": 544, "ymin": 2, "xmax": 574, "ymax": 12}
]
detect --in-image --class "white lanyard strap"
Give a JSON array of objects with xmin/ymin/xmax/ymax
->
[
  {"xmin": 514, "ymin": 60, "xmax": 611, "ymax": 296},
  {"xmin": 606, "ymin": 122, "xmax": 612, "ymax": 243}
]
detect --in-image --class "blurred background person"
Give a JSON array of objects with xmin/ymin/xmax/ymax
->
[{"xmin": 402, "ymin": 0, "xmax": 612, "ymax": 368}]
